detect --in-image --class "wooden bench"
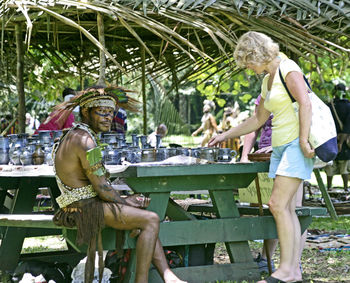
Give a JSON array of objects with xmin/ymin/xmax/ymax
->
[
  {"xmin": 187, "ymin": 203, "xmax": 328, "ymax": 217},
  {"xmin": 0, "ymin": 214, "xmax": 58, "ymax": 229}
]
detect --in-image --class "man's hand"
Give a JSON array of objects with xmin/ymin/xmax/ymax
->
[
  {"xmin": 300, "ymin": 140, "xmax": 315, "ymax": 159},
  {"xmin": 124, "ymin": 194, "xmax": 150, "ymax": 209},
  {"xmin": 208, "ymin": 133, "xmax": 226, "ymax": 147}
]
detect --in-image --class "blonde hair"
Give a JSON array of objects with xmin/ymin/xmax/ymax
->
[{"xmin": 234, "ymin": 31, "xmax": 279, "ymax": 68}]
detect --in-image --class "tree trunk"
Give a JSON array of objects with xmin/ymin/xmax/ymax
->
[
  {"xmin": 179, "ymin": 94, "xmax": 187, "ymax": 123},
  {"xmin": 97, "ymin": 12, "xmax": 106, "ymax": 86},
  {"xmin": 141, "ymin": 46, "xmax": 147, "ymax": 135},
  {"xmin": 15, "ymin": 22, "xmax": 25, "ymax": 134}
]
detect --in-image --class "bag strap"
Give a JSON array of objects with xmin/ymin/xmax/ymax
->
[
  {"xmin": 279, "ymin": 66, "xmax": 344, "ymax": 131},
  {"xmin": 278, "ymin": 67, "xmax": 312, "ymax": 103}
]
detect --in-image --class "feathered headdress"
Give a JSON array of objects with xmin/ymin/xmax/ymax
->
[{"xmin": 48, "ymin": 85, "xmax": 140, "ymax": 129}]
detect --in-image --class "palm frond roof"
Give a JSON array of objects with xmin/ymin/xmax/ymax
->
[{"xmin": 1, "ymin": 0, "xmax": 350, "ymax": 79}]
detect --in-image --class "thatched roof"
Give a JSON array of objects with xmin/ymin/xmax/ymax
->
[{"xmin": 1, "ymin": 0, "xmax": 350, "ymax": 83}]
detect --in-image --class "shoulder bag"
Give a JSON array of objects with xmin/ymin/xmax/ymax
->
[{"xmin": 278, "ymin": 68, "xmax": 338, "ymax": 162}]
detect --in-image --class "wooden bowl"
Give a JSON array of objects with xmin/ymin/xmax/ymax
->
[{"xmin": 247, "ymin": 152, "xmax": 271, "ymax": 162}]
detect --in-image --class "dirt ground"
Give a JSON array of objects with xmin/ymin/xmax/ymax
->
[{"xmin": 214, "ymin": 234, "xmax": 350, "ymax": 283}]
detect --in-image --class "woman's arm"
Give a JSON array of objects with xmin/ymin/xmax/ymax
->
[
  {"xmin": 240, "ymin": 130, "xmax": 259, "ymax": 162},
  {"xmin": 208, "ymin": 101, "xmax": 270, "ymax": 147},
  {"xmin": 285, "ymin": 71, "xmax": 314, "ymax": 158}
]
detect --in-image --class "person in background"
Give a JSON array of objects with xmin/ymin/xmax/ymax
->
[
  {"xmin": 52, "ymin": 85, "xmax": 187, "ymax": 283},
  {"xmin": 209, "ymin": 31, "xmax": 314, "ymax": 283},
  {"xmin": 192, "ymin": 100, "xmax": 218, "ymax": 147},
  {"xmin": 147, "ymin": 124, "xmax": 168, "ymax": 148},
  {"xmin": 111, "ymin": 107, "xmax": 127, "ymax": 134},
  {"xmin": 35, "ymin": 88, "xmax": 76, "ymax": 133},
  {"xmin": 325, "ymin": 83, "xmax": 350, "ymax": 192},
  {"xmin": 25, "ymin": 113, "xmax": 40, "ymax": 135},
  {"xmin": 241, "ymin": 94, "xmax": 306, "ymax": 275},
  {"xmin": 218, "ymin": 106, "xmax": 241, "ymax": 152}
]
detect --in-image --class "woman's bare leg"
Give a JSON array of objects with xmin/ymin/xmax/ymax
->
[{"xmin": 258, "ymin": 175, "xmax": 302, "ymax": 283}]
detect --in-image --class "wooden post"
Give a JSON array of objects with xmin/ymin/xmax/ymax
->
[
  {"xmin": 313, "ymin": 168, "xmax": 338, "ymax": 220},
  {"xmin": 97, "ymin": 12, "xmax": 106, "ymax": 86},
  {"xmin": 15, "ymin": 22, "xmax": 25, "ymax": 134},
  {"xmin": 255, "ymin": 176, "xmax": 273, "ymax": 275},
  {"xmin": 141, "ymin": 46, "xmax": 147, "ymax": 135}
]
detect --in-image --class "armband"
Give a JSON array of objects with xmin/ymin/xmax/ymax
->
[{"xmin": 86, "ymin": 146, "xmax": 106, "ymax": 177}]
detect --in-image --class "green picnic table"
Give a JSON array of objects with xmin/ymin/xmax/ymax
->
[{"xmin": 0, "ymin": 162, "xmax": 327, "ymax": 283}]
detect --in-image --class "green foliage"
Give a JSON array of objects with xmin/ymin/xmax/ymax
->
[{"xmin": 298, "ymin": 52, "xmax": 350, "ymax": 101}]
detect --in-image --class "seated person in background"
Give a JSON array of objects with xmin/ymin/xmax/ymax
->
[
  {"xmin": 148, "ymin": 124, "xmax": 168, "ymax": 148},
  {"xmin": 111, "ymin": 107, "xmax": 127, "ymax": 133},
  {"xmin": 25, "ymin": 113, "xmax": 40, "ymax": 135},
  {"xmin": 35, "ymin": 88, "xmax": 76, "ymax": 133},
  {"xmin": 53, "ymin": 85, "xmax": 186, "ymax": 283}
]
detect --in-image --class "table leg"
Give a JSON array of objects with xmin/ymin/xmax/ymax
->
[
  {"xmin": 210, "ymin": 190, "xmax": 257, "ymax": 264},
  {"xmin": 0, "ymin": 178, "xmax": 41, "ymax": 272},
  {"xmin": 43, "ymin": 177, "xmax": 60, "ymax": 210},
  {"xmin": 313, "ymin": 169, "xmax": 338, "ymax": 220}
]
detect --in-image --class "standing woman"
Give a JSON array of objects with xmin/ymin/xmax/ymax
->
[{"xmin": 209, "ymin": 31, "xmax": 314, "ymax": 283}]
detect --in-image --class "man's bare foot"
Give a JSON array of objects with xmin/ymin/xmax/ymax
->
[{"xmin": 163, "ymin": 269, "xmax": 188, "ymax": 283}]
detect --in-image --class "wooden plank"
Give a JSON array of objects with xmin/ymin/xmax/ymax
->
[
  {"xmin": 118, "ymin": 162, "xmax": 269, "ymax": 178},
  {"xmin": 0, "ymin": 214, "xmax": 57, "ymax": 228},
  {"xmin": 187, "ymin": 204, "xmax": 328, "ymax": 217},
  {"xmin": 147, "ymin": 192, "xmax": 170, "ymax": 221},
  {"xmin": 166, "ymin": 198, "xmax": 198, "ymax": 221},
  {"xmin": 148, "ymin": 262, "xmax": 260, "ymax": 283},
  {"xmin": 209, "ymin": 190, "xmax": 253, "ymax": 263},
  {"xmin": 125, "ymin": 173, "xmax": 256, "ymax": 193},
  {"xmin": 238, "ymin": 206, "xmax": 327, "ymax": 217},
  {"xmin": 313, "ymin": 168, "xmax": 338, "ymax": 220},
  {"xmin": 157, "ymin": 217, "xmax": 278, "ymax": 246},
  {"xmin": 62, "ymin": 214, "xmax": 314, "ymax": 251}
]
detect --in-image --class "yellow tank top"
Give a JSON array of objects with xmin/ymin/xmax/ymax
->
[{"xmin": 261, "ymin": 58, "xmax": 305, "ymax": 147}]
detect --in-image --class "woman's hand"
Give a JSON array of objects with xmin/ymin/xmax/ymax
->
[
  {"xmin": 208, "ymin": 133, "xmax": 226, "ymax": 147},
  {"xmin": 300, "ymin": 140, "xmax": 315, "ymax": 159},
  {"xmin": 239, "ymin": 156, "xmax": 250, "ymax": 163},
  {"xmin": 255, "ymin": 146, "xmax": 272, "ymax": 154}
]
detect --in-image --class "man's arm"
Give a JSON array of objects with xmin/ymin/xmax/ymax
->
[{"xmin": 77, "ymin": 134, "xmax": 127, "ymax": 204}]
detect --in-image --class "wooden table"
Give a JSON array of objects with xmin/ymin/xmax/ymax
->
[{"xmin": 0, "ymin": 162, "xmax": 326, "ymax": 282}]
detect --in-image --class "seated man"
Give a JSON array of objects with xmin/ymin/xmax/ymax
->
[
  {"xmin": 148, "ymin": 124, "xmax": 168, "ymax": 148},
  {"xmin": 52, "ymin": 85, "xmax": 186, "ymax": 283}
]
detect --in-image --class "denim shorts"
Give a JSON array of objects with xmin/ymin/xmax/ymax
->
[{"xmin": 269, "ymin": 138, "xmax": 314, "ymax": 180}]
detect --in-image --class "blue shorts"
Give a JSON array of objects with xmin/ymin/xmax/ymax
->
[{"xmin": 269, "ymin": 138, "xmax": 314, "ymax": 180}]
